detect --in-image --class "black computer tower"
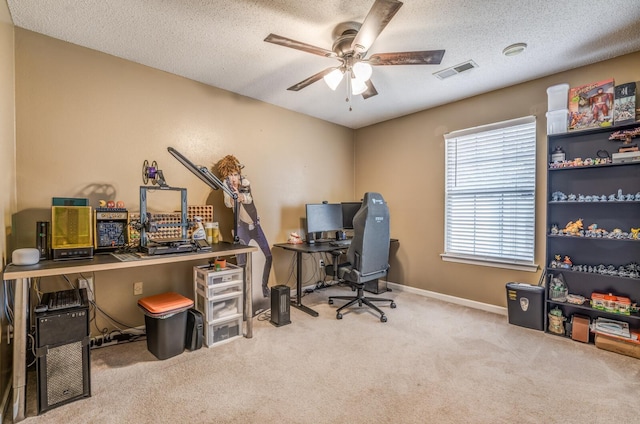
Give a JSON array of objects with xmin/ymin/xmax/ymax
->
[
  {"xmin": 270, "ymin": 285, "xmax": 291, "ymax": 327},
  {"xmin": 35, "ymin": 300, "xmax": 91, "ymax": 414}
]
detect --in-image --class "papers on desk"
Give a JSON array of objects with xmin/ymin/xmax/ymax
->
[{"xmin": 111, "ymin": 252, "xmax": 144, "ymax": 262}]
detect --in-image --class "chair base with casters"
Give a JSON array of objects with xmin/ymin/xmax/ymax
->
[{"xmin": 328, "ymin": 283, "xmax": 396, "ymax": 322}]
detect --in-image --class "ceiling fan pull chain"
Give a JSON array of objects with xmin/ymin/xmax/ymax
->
[{"xmin": 346, "ymin": 75, "xmax": 353, "ymax": 111}]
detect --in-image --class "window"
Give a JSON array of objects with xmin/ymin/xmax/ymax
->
[{"xmin": 442, "ymin": 116, "xmax": 537, "ymax": 271}]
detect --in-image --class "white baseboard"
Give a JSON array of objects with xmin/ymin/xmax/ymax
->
[
  {"xmin": 386, "ymin": 281, "xmax": 507, "ymax": 316},
  {"xmin": 302, "ymin": 279, "xmax": 507, "ymax": 316}
]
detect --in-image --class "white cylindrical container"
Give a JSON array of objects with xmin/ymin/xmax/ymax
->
[
  {"xmin": 546, "ymin": 109, "xmax": 569, "ymax": 135},
  {"xmin": 547, "ymin": 83, "xmax": 570, "ymax": 111}
]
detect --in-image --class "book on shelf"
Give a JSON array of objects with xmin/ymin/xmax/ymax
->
[{"xmin": 613, "ymin": 81, "xmax": 638, "ymax": 126}]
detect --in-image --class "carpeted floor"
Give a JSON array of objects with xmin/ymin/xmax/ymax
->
[{"xmin": 20, "ymin": 285, "xmax": 640, "ymax": 423}]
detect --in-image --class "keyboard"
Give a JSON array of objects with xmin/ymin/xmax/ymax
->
[
  {"xmin": 330, "ymin": 240, "xmax": 351, "ymax": 247},
  {"xmin": 46, "ymin": 288, "xmax": 82, "ymax": 311}
]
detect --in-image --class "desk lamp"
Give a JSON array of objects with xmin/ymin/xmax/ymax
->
[{"xmin": 167, "ymin": 147, "xmax": 240, "ymax": 243}]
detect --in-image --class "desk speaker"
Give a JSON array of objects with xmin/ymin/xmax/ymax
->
[
  {"xmin": 35, "ymin": 304, "xmax": 91, "ymax": 414},
  {"xmin": 270, "ymin": 285, "xmax": 291, "ymax": 327}
]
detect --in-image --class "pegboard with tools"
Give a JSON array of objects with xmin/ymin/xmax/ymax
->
[{"xmin": 130, "ymin": 205, "xmax": 214, "ymax": 244}]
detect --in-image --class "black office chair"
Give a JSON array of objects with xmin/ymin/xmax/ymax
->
[{"xmin": 328, "ymin": 192, "xmax": 396, "ymax": 322}]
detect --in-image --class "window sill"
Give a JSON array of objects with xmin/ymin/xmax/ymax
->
[{"xmin": 440, "ymin": 253, "xmax": 539, "ymax": 272}]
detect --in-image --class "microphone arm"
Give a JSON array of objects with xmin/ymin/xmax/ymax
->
[{"xmin": 167, "ymin": 147, "xmax": 240, "ymax": 244}]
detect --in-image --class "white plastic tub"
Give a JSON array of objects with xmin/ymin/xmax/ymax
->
[
  {"xmin": 546, "ymin": 109, "xmax": 569, "ymax": 135},
  {"xmin": 547, "ymin": 83, "xmax": 570, "ymax": 111}
]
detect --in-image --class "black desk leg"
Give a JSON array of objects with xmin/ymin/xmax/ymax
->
[{"xmin": 290, "ymin": 251, "xmax": 319, "ymax": 317}]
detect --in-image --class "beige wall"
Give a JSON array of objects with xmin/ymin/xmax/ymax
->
[
  {"xmin": 10, "ymin": 27, "xmax": 640, "ymax": 328},
  {"xmin": 13, "ymin": 29, "xmax": 354, "ymax": 330},
  {"xmin": 0, "ymin": 1, "xmax": 15, "ymax": 264},
  {"xmin": 355, "ymin": 51, "xmax": 640, "ymax": 307},
  {"xmin": 0, "ymin": 0, "xmax": 14, "ymax": 416}
]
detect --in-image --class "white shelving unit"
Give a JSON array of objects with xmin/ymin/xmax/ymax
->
[{"xmin": 193, "ymin": 264, "xmax": 243, "ymax": 347}]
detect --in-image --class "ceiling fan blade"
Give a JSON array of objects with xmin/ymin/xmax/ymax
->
[
  {"xmin": 368, "ymin": 50, "xmax": 446, "ymax": 66},
  {"xmin": 287, "ymin": 67, "xmax": 337, "ymax": 91},
  {"xmin": 264, "ymin": 33, "xmax": 335, "ymax": 58},
  {"xmin": 362, "ymin": 80, "xmax": 378, "ymax": 99},
  {"xmin": 351, "ymin": 0, "xmax": 403, "ymax": 55}
]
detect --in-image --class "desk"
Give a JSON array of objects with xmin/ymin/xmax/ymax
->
[
  {"xmin": 273, "ymin": 242, "xmax": 341, "ymax": 317},
  {"xmin": 2, "ymin": 242, "xmax": 257, "ymax": 423}
]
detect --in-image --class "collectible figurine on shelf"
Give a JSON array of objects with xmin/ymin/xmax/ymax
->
[
  {"xmin": 563, "ymin": 219, "xmax": 583, "ymax": 236},
  {"xmin": 549, "ymin": 274, "xmax": 568, "ymax": 302},
  {"xmin": 191, "ymin": 216, "xmax": 206, "ymax": 240},
  {"xmin": 548, "ymin": 307, "xmax": 566, "ymax": 335}
]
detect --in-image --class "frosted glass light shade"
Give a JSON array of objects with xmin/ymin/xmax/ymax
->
[
  {"xmin": 351, "ymin": 77, "xmax": 368, "ymax": 95},
  {"xmin": 323, "ymin": 68, "xmax": 344, "ymax": 90},
  {"xmin": 352, "ymin": 62, "xmax": 373, "ymax": 81}
]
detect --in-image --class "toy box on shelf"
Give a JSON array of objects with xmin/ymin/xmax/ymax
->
[
  {"xmin": 614, "ymin": 81, "xmax": 639, "ymax": 126},
  {"xmin": 568, "ymin": 78, "xmax": 615, "ymax": 131},
  {"xmin": 590, "ymin": 292, "xmax": 634, "ymax": 316}
]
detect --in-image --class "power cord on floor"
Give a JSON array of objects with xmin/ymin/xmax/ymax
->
[{"xmin": 256, "ymin": 309, "xmax": 272, "ymax": 322}]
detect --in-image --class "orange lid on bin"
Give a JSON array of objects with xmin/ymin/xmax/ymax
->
[{"xmin": 138, "ymin": 292, "xmax": 193, "ymax": 314}]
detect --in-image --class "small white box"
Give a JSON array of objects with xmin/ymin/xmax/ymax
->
[
  {"xmin": 546, "ymin": 109, "xmax": 569, "ymax": 135},
  {"xmin": 612, "ymin": 151, "xmax": 640, "ymax": 164},
  {"xmin": 547, "ymin": 83, "xmax": 570, "ymax": 111}
]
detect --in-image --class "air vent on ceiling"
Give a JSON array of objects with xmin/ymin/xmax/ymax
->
[{"xmin": 433, "ymin": 60, "xmax": 478, "ymax": 80}]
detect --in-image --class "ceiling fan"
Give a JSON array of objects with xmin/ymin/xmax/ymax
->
[{"xmin": 264, "ymin": 0, "xmax": 445, "ymax": 102}]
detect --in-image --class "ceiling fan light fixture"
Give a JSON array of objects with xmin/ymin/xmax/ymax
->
[
  {"xmin": 352, "ymin": 61, "xmax": 373, "ymax": 81},
  {"xmin": 351, "ymin": 76, "xmax": 368, "ymax": 95},
  {"xmin": 323, "ymin": 68, "xmax": 344, "ymax": 90}
]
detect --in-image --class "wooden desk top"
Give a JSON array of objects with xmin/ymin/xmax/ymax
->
[{"xmin": 3, "ymin": 242, "xmax": 257, "ymax": 279}]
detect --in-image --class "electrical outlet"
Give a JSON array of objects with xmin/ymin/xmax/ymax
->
[
  {"xmin": 78, "ymin": 277, "xmax": 94, "ymax": 302},
  {"xmin": 319, "ymin": 259, "xmax": 325, "ymax": 268},
  {"xmin": 133, "ymin": 281, "xmax": 143, "ymax": 296}
]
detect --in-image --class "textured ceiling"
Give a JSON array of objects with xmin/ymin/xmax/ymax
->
[{"xmin": 7, "ymin": 0, "xmax": 640, "ymax": 129}]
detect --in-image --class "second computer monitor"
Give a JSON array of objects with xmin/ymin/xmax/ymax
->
[
  {"xmin": 305, "ymin": 203, "xmax": 343, "ymax": 238},
  {"xmin": 341, "ymin": 202, "xmax": 362, "ymax": 230}
]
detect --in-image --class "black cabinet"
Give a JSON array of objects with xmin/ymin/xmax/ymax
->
[{"xmin": 546, "ymin": 123, "xmax": 640, "ymax": 341}]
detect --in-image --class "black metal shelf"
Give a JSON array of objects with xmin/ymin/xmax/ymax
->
[
  {"xmin": 547, "ymin": 234, "xmax": 640, "ymax": 243},
  {"xmin": 546, "ymin": 300, "xmax": 640, "ymax": 322},
  {"xmin": 548, "ymin": 161, "xmax": 640, "ymax": 172},
  {"xmin": 546, "ymin": 123, "xmax": 640, "ymax": 338},
  {"xmin": 549, "ymin": 201, "xmax": 640, "ymax": 205},
  {"xmin": 546, "ymin": 267, "xmax": 640, "ymax": 282},
  {"xmin": 547, "ymin": 122, "xmax": 640, "ymax": 142}
]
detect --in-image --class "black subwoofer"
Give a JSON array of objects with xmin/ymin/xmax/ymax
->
[
  {"xmin": 270, "ymin": 285, "xmax": 291, "ymax": 327},
  {"xmin": 35, "ymin": 301, "xmax": 91, "ymax": 414}
]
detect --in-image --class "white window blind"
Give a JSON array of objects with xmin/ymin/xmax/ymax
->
[{"xmin": 443, "ymin": 116, "xmax": 536, "ymax": 270}]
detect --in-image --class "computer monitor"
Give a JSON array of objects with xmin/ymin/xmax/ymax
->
[
  {"xmin": 305, "ymin": 203, "xmax": 343, "ymax": 238},
  {"xmin": 341, "ymin": 202, "xmax": 362, "ymax": 230}
]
